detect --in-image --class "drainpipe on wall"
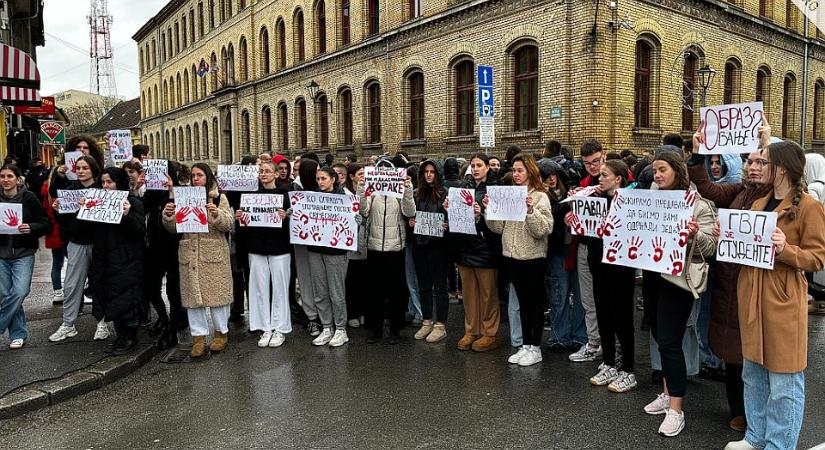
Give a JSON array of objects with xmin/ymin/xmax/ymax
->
[{"xmin": 801, "ymin": 18, "xmax": 809, "ymax": 147}]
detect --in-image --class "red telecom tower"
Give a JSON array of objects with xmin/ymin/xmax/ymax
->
[{"xmin": 88, "ymin": 0, "xmax": 117, "ymax": 98}]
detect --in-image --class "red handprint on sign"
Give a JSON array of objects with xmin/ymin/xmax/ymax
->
[
  {"xmin": 238, "ymin": 212, "xmax": 251, "ymax": 227},
  {"xmin": 364, "ymin": 186, "xmax": 374, "ymax": 198},
  {"xmin": 684, "ymin": 190, "xmax": 698, "ymax": 207},
  {"xmin": 628, "ymin": 236, "xmax": 643, "ymax": 260},
  {"xmin": 175, "ymin": 206, "xmax": 191, "ymax": 224},
  {"xmin": 292, "ymin": 225, "xmax": 309, "ymax": 240},
  {"xmin": 84, "ymin": 199, "xmax": 101, "ymax": 208},
  {"xmin": 652, "ymin": 236, "xmax": 666, "ymax": 262},
  {"xmin": 569, "ymin": 214, "xmax": 585, "ymax": 235},
  {"xmin": 669, "ymin": 249, "xmax": 685, "ymax": 276},
  {"xmin": 611, "ymin": 191, "xmax": 624, "ymax": 210},
  {"xmin": 345, "ymin": 229, "xmax": 354, "ymax": 247},
  {"xmin": 350, "ymin": 195, "xmax": 361, "ymax": 213},
  {"xmin": 193, "ymin": 207, "xmax": 208, "ymax": 225},
  {"xmin": 606, "ymin": 241, "xmax": 623, "ymax": 263},
  {"xmin": 3, "ymin": 209, "xmax": 19, "ymax": 227},
  {"xmin": 598, "ymin": 216, "xmax": 622, "ymax": 238},
  {"xmin": 459, "ymin": 190, "xmax": 474, "ymax": 206},
  {"xmin": 330, "ymin": 227, "xmax": 343, "ymax": 247},
  {"xmin": 297, "ymin": 213, "xmax": 309, "ymax": 224},
  {"xmin": 290, "ymin": 192, "xmax": 305, "ymax": 206},
  {"xmin": 310, "ymin": 225, "xmax": 322, "ymax": 242},
  {"xmin": 676, "ymin": 219, "xmax": 691, "ymax": 247},
  {"xmin": 69, "ymin": 158, "xmax": 78, "ymax": 174}
]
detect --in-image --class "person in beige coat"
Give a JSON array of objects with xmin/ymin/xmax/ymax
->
[
  {"xmin": 163, "ymin": 163, "xmax": 234, "ymax": 358},
  {"xmin": 726, "ymin": 141, "xmax": 825, "ymax": 450},
  {"xmin": 485, "ymin": 153, "xmax": 552, "ymax": 367}
]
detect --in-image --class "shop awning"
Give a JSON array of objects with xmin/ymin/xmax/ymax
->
[
  {"xmin": 0, "ymin": 86, "xmax": 41, "ymax": 106},
  {"xmin": 0, "ymin": 43, "xmax": 41, "ymax": 90}
]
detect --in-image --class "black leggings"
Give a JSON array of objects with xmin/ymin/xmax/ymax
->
[
  {"xmin": 366, "ymin": 250, "xmax": 408, "ymax": 336},
  {"xmin": 725, "ymin": 363, "xmax": 745, "ymax": 418},
  {"xmin": 413, "ymin": 246, "xmax": 449, "ymax": 322},
  {"xmin": 649, "ymin": 273, "xmax": 695, "ymax": 398},
  {"xmin": 508, "ymin": 257, "xmax": 546, "ymax": 346},
  {"xmin": 144, "ymin": 245, "xmax": 186, "ymax": 330},
  {"xmin": 591, "ymin": 262, "xmax": 636, "ymax": 372},
  {"xmin": 346, "ymin": 259, "xmax": 368, "ymax": 320}
]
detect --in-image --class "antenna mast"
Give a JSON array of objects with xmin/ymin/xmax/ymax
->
[{"xmin": 88, "ymin": 0, "xmax": 117, "ymax": 98}]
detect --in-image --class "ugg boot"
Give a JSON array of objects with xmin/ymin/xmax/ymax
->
[
  {"xmin": 210, "ymin": 330, "xmax": 228, "ymax": 352},
  {"xmin": 191, "ymin": 336, "xmax": 207, "ymax": 358}
]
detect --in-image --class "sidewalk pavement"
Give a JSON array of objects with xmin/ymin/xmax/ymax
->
[{"xmin": 0, "ymin": 245, "xmax": 158, "ymax": 419}]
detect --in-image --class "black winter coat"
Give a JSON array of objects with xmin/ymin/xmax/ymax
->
[
  {"xmin": 455, "ymin": 174, "xmax": 501, "ymax": 268},
  {"xmin": 237, "ymin": 186, "xmax": 292, "ymax": 256},
  {"xmin": 48, "ymin": 173, "xmax": 99, "ymax": 245},
  {"xmin": 413, "ymin": 159, "xmax": 448, "ymax": 249},
  {"xmin": 547, "ymin": 191, "xmax": 570, "ymax": 254},
  {"xmin": 0, "ymin": 189, "xmax": 50, "ymax": 257},
  {"xmin": 89, "ymin": 195, "xmax": 145, "ymax": 324}
]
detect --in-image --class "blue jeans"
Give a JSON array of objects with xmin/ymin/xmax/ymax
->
[
  {"xmin": 0, "ymin": 255, "xmax": 35, "ymax": 341},
  {"xmin": 508, "ymin": 283, "xmax": 522, "ymax": 347},
  {"xmin": 743, "ymin": 359, "xmax": 805, "ymax": 450},
  {"xmin": 51, "ymin": 247, "xmax": 67, "ymax": 290},
  {"xmin": 697, "ymin": 273, "xmax": 723, "ymax": 369},
  {"xmin": 405, "ymin": 244, "xmax": 421, "ymax": 321},
  {"xmin": 546, "ymin": 249, "xmax": 586, "ymax": 346}
]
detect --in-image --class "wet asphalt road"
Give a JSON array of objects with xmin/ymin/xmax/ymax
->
[{"xmin": 2, "ymin": 304, "xmax": 824, "ymax": 450}]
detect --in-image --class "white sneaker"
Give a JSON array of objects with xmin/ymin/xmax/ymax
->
[
  {"xmin": 608, "ymin": 371, "xmax": 638, "ymax": 393},
  {"xmin": 569, "ymin": 343, "xmax": 602, "ymax": 362},
  {"xmin": 312, "ymin": 328, "xmax": 333, "ymax": 346},
  {"xmin": 347, "ymin": 319, "xmax": 361, "ymax": 328},
  {"xmin": 268, "ymin": 332, "xmax": 285, "ymax": 348},
  {"xmin": 83, "ymin": 295, "xmax": 93, "ymax": 305},
  {"xmin": 590, "ymin": 363, "xmax": 619, "ymax": 386},
  {"xmin": 49, "ymin": 324, "xmax": 78, "ymax": 342},
  {"xmin": 658, "ymin": 408, "xmax": 685, "ymax": 437},
  {"xmin": 257, "ymin": 331, "xmax": 273, "ymax": 348},
  {"xmin": 518, "ymin": 346, "xmax": 543, "ymax": 367},
  {"xmin": 52, "ymin": 289, "xmax": 64, "ymax": 302},
  {"xmin": 328, "ymin": 329, "xmax": 349, "ymax": 347},
  {"xmin": 644, "ymin": 393, "xmax": 671, "ymax": 415},
  {"xmin": 93, "ymin": 321, "xmax": 110, "ymax": 340},
  {"xmin": 9, "ymin": 338, "xmax": 25, "ymax": 349},
  {"xmin": 508, "ymin": 346, "xmax": 529, "ymax": 364},
  {"xmin": 725, "ymin": 439, "xmax": 758, "ymax": 450}
]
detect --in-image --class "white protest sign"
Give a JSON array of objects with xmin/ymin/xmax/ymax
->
[
  {"xmin": 414, "ymin": 211, "xmax": 445, "ymax": 238},
  {"xmin": 486, "ymin": 186, "xmax": 528, "ymax": 221},
  {"xmin": 76, "ymin": 189, "xmax": 129, "ymax": 224},
  {"xmin": 143, "ymin": 159, "xmax": 168, "ymax": 190},
  {"xmin": 289, "ymin": 191, "xmax": 359, "ymax": 251},
  {"xmin": 173, "ymin": 186, "xmax": 208, "ymax": 233},
  {"xmin": 64, "ymin": 151, "xmax": 82, "ymax": 181},
  {"xmin": 699, "ymin": 102, "xmax": 764, "ymax": 155},
  {"xmin": 560, "ymin": 185, "xmax": 600, "ymax": 204},
  {"xmin": 569, "ymin": 197, "xmax": 608, "ymax": 238},
  {"xmin": 0, "ymin": 204, "xmax": 22, "ymax": 234},
  {"xmin": 217, "ymin": 165, "xmax": 259, "ymax": 192},
  {"xmin": 448, "ymin": 187, "xmax": 476, "ymax": 235},
  {"xmin": 364, "ymin": 166, "xmax": 407, "ymax": 199},
  {"xmin": 601, "ymin": 189, "xmax": 696, "ymax": 276},
  {"xmin": 107, "ymin": 129, "xmax": 133, "ymax": 164},
  {"xmin": 717, "ymin": 209, "xmax": 777, "ymax": 270},
  {"xmin": 239, "ymin": 194, "xmax": 284, "ymax": 228},
  {"xmin": 57, "ymin": 189, "xmax": 89, "ymax": 214}
]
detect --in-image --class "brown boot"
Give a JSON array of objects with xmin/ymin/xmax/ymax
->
[
  {"xmin": 457, "ymin": 334, "xmax": 478, "ymax": 351},
  {"xmin": 728, "ymin": 415, "xmax": 746, "ymax": 432},
  {"xmin": 210, "ymin": 331, "xmax": 228, "ymax": 352},
  {"xmin": 191, "ymin": 336, "xmax": 206, "ymax": 358},
  {"xmin": 471, "ymin": 336, "xmax": 499, "ymax": 352}
]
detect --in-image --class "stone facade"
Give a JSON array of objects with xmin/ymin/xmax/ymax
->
[{"xmin": 133, "ymin": 0, "xmax": 825, "ymax": 164}]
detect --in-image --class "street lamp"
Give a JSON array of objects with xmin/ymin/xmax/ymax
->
[
  {"xmin": 305, "ymin": 80, "xmax": 320, "ymax": 102},
  {"xmin": 697, "ymin": 65, "xmax": 716, "ymax": 107}
]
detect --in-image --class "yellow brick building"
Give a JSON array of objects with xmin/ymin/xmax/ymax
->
[{"xmin": 133, "ymin": 0, "xmax": 825, "ymax": 163}]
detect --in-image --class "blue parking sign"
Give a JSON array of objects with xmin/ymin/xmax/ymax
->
[{"xmin": 478, "ymin": 65, "xmax": 494, "ymax": 118}]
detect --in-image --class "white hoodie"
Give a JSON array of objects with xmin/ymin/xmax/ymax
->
[{"xmin": 805, "ymin": 153, "xmax": 825, "ymax": 203}]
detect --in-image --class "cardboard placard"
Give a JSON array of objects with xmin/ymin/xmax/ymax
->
[
  {"xmin": 173, "ymin": 186, "xmax": 208, "ymax": 233},
  {"xmin": 447, "ymin": 187, "xmax": 476, "ymax": 235},
  {"xmin": 485, "ymin": 186, "xmax": 528, "ymax": 221},
  {"xmin": 364, "ymin": 166, "xmax": 407, "ymax": 199},
  {"xmin": 716, "ymin": 209, "xmax": 777, "ymax": 270},
  {"xmin": 64, "ymin": 151, "xmax": 82, "ymax": 181},
  {"xmin": 568, "ymin": 197, "xmax": 608, "ymax": 237},
  {"xmin": 107, "ymin": 130, "xmax": 133, "ymax": 164},
  {"xmin": 76, "ymin": 189, "xmax": 129, "ymax": 224},
  {"xmin": 699, "ymin": 102, "xmax": 764, "ymax": 155},
  {"xmin": 414, "ymin": 211, "xmax": 445, "ymax": 237},
  {"xmin": 143, "ymin": 159, "xmax": 168, "ymax": 191},
  {"xmin": 0, "ymin": 204, "xmax": 22, "ymax": 234},
  {"xmin": 239, "ymin": 194, "xmax": 284, "ymax": 228},
  {"xmin": 560, "ymin": 186, "xmax": 600, "ymax": 204},
  {"xmin": 57, "ymin": 189, "xmax": 89, "ymax": 214},
  {"xmin": 217, "ymin": 165, "xmax": 259, "ymax": 192},
  {"xmin": 289, "ymin": 191, "xmax": 359, "ymax": 250}
]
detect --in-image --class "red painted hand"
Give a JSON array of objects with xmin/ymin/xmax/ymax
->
[
  {"xmin": 3, "ymin": 209, "xmax": 19, "ymax": 227},
  {"xmin": 175, "ymin": 207, "xmax": 191, "ymax": 224},
  {"xmin": 606, "ymin": 241, "xmax": 623, "ymax": 263},
  {"xmin": 669, "ymin": 249, "xmax": 685, "ymax": 276},
  {"xmin": 652, "ymin": 236, "xmax": 666, "ymax": 262},
  {"xmin": 459, "ymin": 190, "xmax": 474, "ymax": 206},
  {"xmin": 193, "ymin": 207, "xmax": 208, "ymax": 225},
  {"xmin": 628, "ymin": 236, "xmax": 643, "ymax": 260}
]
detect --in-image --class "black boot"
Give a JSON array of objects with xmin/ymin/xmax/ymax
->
[
  {"xmin": 157, "ymin": 327, "xmax": 178, "ymax": 350},
  {"xmin": 148, "ymin": 317, "xmax": 169, "ymax": 336},
  {"xmin": 112, "ymin": 327, "xmax": 138, "ymax": 355}
]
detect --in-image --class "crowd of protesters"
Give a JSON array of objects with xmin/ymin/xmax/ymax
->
[{"xmin": 0, "ymin": 120, "xmax": 823, "ymax": 448}]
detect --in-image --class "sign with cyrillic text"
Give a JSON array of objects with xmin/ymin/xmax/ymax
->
[
  {"xmin": 447, "ymin": 187, "xmax": 476, "ymax": 235},
  {"xmin": 414, "ymin": 211, "xmax": 445, "ymax": 238},
  {"xmin": 57, "ymin": 189, "xmax": 88, "ymax": 214},
  {"xmin": 239, "ymin": 194, "xmax": 284, "ymax": 228},
  {"xmin": 699, "ymin": 102, "xmax": 764, "ymax": 155},
  {"xmin": 143, "ymin": 159, "xmax": 168, "ymax": 191},
  {"xmin": 173, "ymin": 186, "xmax": 208, "ymax": 233},
  {"xmin": 107, "ymin": 129, "xmax": 133, "ymax": 164},
  {"xmin": 364, "ymin": 166, "xmax": 406, "ymax": 199},
  {"xmin": 217, "ymin": 165, "xmax": 259, "ymax": 192},
  {"xmin": 76, "ymin": 189, "xmax": 129, "ymax": 224},
  {"xmin": 716, "ymin": 209, "xmax": 777, "ymax": 270},
  {"xmin": 289, "ymin": 191, "xmax": 359, "ymax": 250},
  {"xmin": 560, "ymin": 186, "xmax": 600, "ymax": 204},
  {"xmin": 485, "ymin": 186, "xmax": 527, "ymax": 221},
  {"xmin": 569, "ymin": 197, "xmax": 608, "ymax": 238}
]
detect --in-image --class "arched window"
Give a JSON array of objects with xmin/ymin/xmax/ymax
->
[
  {"xmin": 262, "ymin": 106, "xmax": 272, "ymax": 151},
  {"xmin": 338, "ymin": 87, "xmax": 353, "ymax": 145},
  {"xmin": 454, "ymin": 59, "xmax": 474, "ymax": 136},
  {"xmin": 212, "ymin": 117, "xmax": 219, "ymax": 158},
  {"xmin": 210, "ymin": 52, "xmax": 218, "ymax": 92},
  {"xmin": 166, "ymin": 130, "xmax": 172, "ymax": 157},
  {"xmin": 756, "ymin": 66, "xmax": 771, "ymax": 114},
  {"xmin": 317, "ymin": 94, "xmax": 329, "ymax": 147},
  {"xmin": 296, "ymin": 99, "xmax": 308, "ymax": 149},
  {"xmin": 199, "ymin": 59, "xmax": 208, "ymax": 97},
  {"xmin": 316, "ymin": 1, "xmax": 327, "ymax": 54},
  {"xmin": 278, "ymin": 102, "xmax": 289, "ymax": 150},
  {"xmin": 634, "ymin": 39, "xmax": 654, "ymax": 128},
  {"xmin": 191, "ymin": 65, "xmax": 198, "ymax": 100},
  {"xmin": 227, "ymin": 43, "xmax": 235, "ymax": 84},
  {"xmin": 294, "ymin": 9, "xmax": 306, "ymax": 62},
  {"xmin": 183, "ymin": 69, "xmax": 190, "ymax": 104},
  {"xmin": 219, "ymin": 0, "xmax": 226, "ymax": 22},
  {"xmin": 178, "ymin": 128, "xmax": 184, "ymax": 161},
  {"xmin": 407, "ymin": 71, "xmax": 425, "ymax": 139},
  {"xmin": 153, "ymin": 85, "xmax": 159, "ymax": 115},
  {"xmin": 139, "ymin": 48, "xmax": 145, "ymax": 74},
  {"xmin": 151, "ymin": 40, "xmax": 156, "ymax": 67},
  {"xmin": 341, "ymin": 0, "xmax": 351, "ymax": 45},
  {"xmin": 194, "ymin": 123, "xmax": 201, "ymax": 159},
  {"xmin": 163, "ymin": 80, "xmax": 169, "ymax": 110},
  {"xmin": 198, "ymin": 1, "xmax": 205, "ymax": 36},
  {"xmin": 171, "ymin": 129, "xmax": 178, "ymax": 160},
  {"xmin": 814, "ymin": 80, "xmax": 825, "ymax": 140},
  {"xmin": 260, "ymin": 27, "xmax": 270, "ymax": 75},
  {"xmin": 175, "ymin": 73, "xmax": 182, "ymax": 107},
  {"xmin": 239, "ymin": 37, "xmax": 248, "ymax": 82},
  {"xmin": 241, "ymin": 110, "xmax": 251, "ymax": 154},
  {"xmin": 681, "ymin": 49, "xmax": 700, "ymax": 131},
  {"xmin": 782, "ymin": 73, "xmax": 797, "ymax": 138},
  {"xmin": 149, "ymin": 133, "xmax": 154, "ymax": 151},
  {"xmin": 186, "ymin": 125, "xmax": 192, "ymax": 160},
  {"xmin": 182, "ymin": 17, "xmax": 187, "ymax": 49},
  {"xmin": 221, "ymin": 46, "xmax": 228, "ymax": 86},
  {"xmin": 202, "ymin": 120, "xmax": 209, "ymax": 159},
  {"xmin": 367, "ymin": 0, "xmax": 379, "ymax": 35},
  {"xmin": 786, "ymin": 0, "xmax": 798, "ymax": 29},
  {"xmin": 209, "ymin": 0, "xmax": 216, "ymax": 29},
  {"xmin": 513, "ymin": 43, "xmax": 539, "ymax": 131},
  {"xmin": 723, "ymin": 58, "xmax": 742, "ymax": 105},
  {"xmin": 276, "ymin": 18, "xmax": 287, "ymax": 69},
  {"xmin": 161, "ymin": 32, "xmax": 167, "ymax": 61},
  {"xmin": 366, "ymin": 81, "xmax": 381, "ymax": 143}
]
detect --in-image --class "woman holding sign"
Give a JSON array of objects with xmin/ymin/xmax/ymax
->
[
  {"xmin": 485, "ymin": 153, "xmax": 553, "ymax": 367},
  {"xmin": 0, "ymin": 164, "xmax": 50, "ymax": 349},
  {"xmin": 162, "ymin": 163, "xmax": 234, "ymax": 358},
  {"xmin": 726, "ymin": 141, "xmax": 825, "ymax": 450}
]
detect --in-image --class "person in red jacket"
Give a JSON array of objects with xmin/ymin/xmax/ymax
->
[{"xmin": 41, "ymin": 171, "xmax": 66, "ymax": 305}]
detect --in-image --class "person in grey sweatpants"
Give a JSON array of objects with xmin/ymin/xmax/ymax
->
[
  {"xmin": 62, "ymin": 242, "xmax": 93, "ymax": 327},
  {"xmin": 568, "ymin": 243, "xmax": 602, "ymax": 361}
]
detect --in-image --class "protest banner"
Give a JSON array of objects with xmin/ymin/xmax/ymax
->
[
  {"xmin": 57, "ymin": 189, "xmax": 89, "ymax": 214},
  {"xmin": 64, "ymin": 151, "xmax": 82, "ymax": 181},
  {"xmin": 699, "ymin": 101, "xmax": 764, "ymax": 155},
  {"xmin": 173, "ymin": 186, "xmax": 208, "ymax": 233},
  {"xmin": 217, "ymin": 165, "xmax": 260, "ymax": 192},
  {"xmin": 716, "ymin": 209, "xmax": 777, "ymax": 270},
  {"xmin": 414, "ymin": 211, "xmax": 445, "ymax": 238},
  {"xmin": 364, "ymin": 166, "xmax": 407, "ymax": 199},
  {"xmin": 601, "ymin": 189, "xmax": 696, "ymax": 276},
  {"xmin": 76, "ymin": 189, "xmax": 129, "ymax": 224},
  {"xmin": 289, "ymin": 191, "xmax": 359, "ymax": 251},
  {"xmin": 448, "ymin": 187, "xmax": 476, "ymax": 235},
  {"xmin": 143, "ymin": 159, "xmax": 169, "ymax": 190},
  {"xmin": 486, "ymin": 186, "xmax": 528, "ymax": 221},
  {"xmin": 560, "ymin": 185, "xmax": 600, "ymax": 204},
  {"xmin": 568, "ymin": 197, "xmax": 608, "ymax": 238},
  {"xmin": 107, "ymin": 130, "xmax": 133, "ymax": 164},
  {"xmin": 239, "ymin": 193, "xmax": 284, "ymax": 228},
  {"xmin": 0, "ymin": 204, "xmax": 22, "ymax": 234}
]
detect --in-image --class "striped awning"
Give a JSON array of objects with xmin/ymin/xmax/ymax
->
[
  {"xmin": 0, "ymin": 43, "xmax": 40, "ymax": 90},
  {"xmin": 0, "ymin": 86, "xmax": 41, "ymax": 106}
]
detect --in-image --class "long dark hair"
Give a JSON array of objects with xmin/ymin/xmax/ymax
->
[
  {"xmin": 66, "ymin": 135, "xmax": 105, "ymax": 169},
  {"xmin": 317, "ymin": 166, "xmax": 338, "ymax": 191},
  {"xmin": 416, "ymin": 160, "xmax": 444, "ymax": 203},
  {"xmin": 298, "ymin": 159, "xmax": 319, "ymax": 191},
  {"xmin": 653, "ymin": 152, "xmax": 690, "ymax": 191},
  {"xmin": 77, "ymin": 155, "xmax": 102, "ymax": 180},
  {"xmin": 765, "ymin": 140, "xmax": 806, "ymax": 220},
  {"xmin": 191, "ymin": 162, "xmax": 218, "ymax": 193},
  {"xmin": 103, "ymin": 167, "xmax": 130, "ymax": 191},
  {"xmin": 603, "ymin": 160, "xmax": 630, "ymax": 188},
  {"xmin": 345, "ymin": 163, "xmax": 362, "ymax": 193}
]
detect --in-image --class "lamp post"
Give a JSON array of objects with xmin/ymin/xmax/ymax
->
[
  {"xmin": 697, "ymin": 64, "xmax": 716, "ymax": 108},
  {"xmin": 305, "ymin": 80, "xmax": 332, "ymax": 107}
]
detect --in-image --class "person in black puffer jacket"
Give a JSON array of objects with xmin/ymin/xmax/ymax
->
[
  {"xmin": 410, "ymin": 159, "xmax": 450, "ymax": 343},
  {"xmin": 442, "ymin": 157, "xmax": 463, "ymax": 303},
  {"xmin": 88, "ymin": 167, "xmax": 145, "ymax": 355}
]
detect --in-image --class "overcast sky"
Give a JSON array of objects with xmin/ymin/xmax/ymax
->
[{"xmin": 38, "ymin": 0, "xmax": 168, "ymax": 99}]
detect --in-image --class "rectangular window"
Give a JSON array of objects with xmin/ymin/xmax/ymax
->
[
  {"xmin": 341, "ymin": 0, "xmax": 351, "ymax": 45},
  {"xmin": 368, "ymin": 0, "xmax": 379, "ymax": 35},
  {"xmin": 198, "ymin": 2, "xmax": 205, "ymax": 36},
  {"xmin": 341, "ymin": 90, "xmax": 353, "ymax": 145},
  {"xmin": 368, "ymin": 84, "xmax": 381, "ymax": 143},
  {"xmin": 456, "ymin": 62, "xmax": 475, "ymax": 136},
  {"xmin": 514, "ymin": 46, "xmax": 539, "ymax": 131},
  {"xmin": 409, "ymin": 0, "xmax": 423, "ymax": 18},
  {"xmin": 409, "ymin": 74, "xmax": 425, "ymax": 139},
  {"xmin": 634, "ymin": 41, "xmax": 651, "ymax": 128},
  {"xmin": 319, "ymin": 100, "xmax": 329, "ymax": 147}
]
